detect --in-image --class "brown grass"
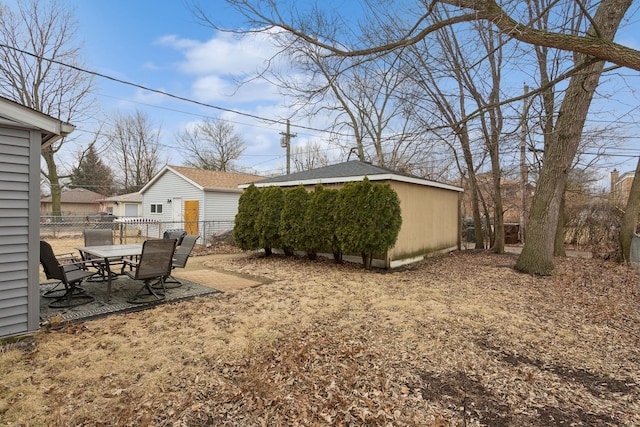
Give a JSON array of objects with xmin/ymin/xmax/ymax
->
[{"xmin": 2, "ymin": 244, "xmax": 640, "ymax": 426}]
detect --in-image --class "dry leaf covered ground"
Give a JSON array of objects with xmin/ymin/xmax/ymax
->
[{"xmin": 1, "ymin": 249, "xmax": 640, "ymax": 426}]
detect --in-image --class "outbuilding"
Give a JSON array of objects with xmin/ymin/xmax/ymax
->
[
  {"xmin": 246, "ymin": 160, "xmax": 463, "ymax": 268},
  {"xmin": 139, "ymin": 165, "xmax": 262, "ymax": 241},
  {"xmin": 0, "ymin": 96, "xmax": 74, "ymax": 338},
  {"xmin": 99, "ymin": 191, "xmax": 142, "ymax": 218},
  {"xmin": 40, "ymin": 187, "xmax": 105, "ymax": 220}
]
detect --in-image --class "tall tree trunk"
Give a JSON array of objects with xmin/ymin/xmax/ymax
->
[
  {"xmin": 471, "ymin": 184, "xmax": 484, "ymax": 249},
  {"xmin": 620, "ymin": 156, "xmax": 640, "ymax": 261},
  {"xmin": 489, "ymin": 136, "xmax": 504, "ymax": 254},
  {"xmin": 554, "ymin": 194, "xmax": 566, "ymax": 256},
  {"xmin": 480, "ymin": 192, "xmax": 493, "ymax": 248},
  {"xmin": 516, "ymin": 0, "xmax": 630, "ymax": 275},
  {"xmin": 460, "ymin": 137, "xmax": 484, "ymax": 249},
  {"xmin": 42, "ymin": 145, "xmax": 63, "ymax": 220}
]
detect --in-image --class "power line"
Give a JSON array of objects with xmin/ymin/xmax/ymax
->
[{"xmin": 0, "ymin": 43, "xmax": 351, "ymax": 137}]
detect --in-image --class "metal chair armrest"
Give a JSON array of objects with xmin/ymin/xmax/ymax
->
[
  {"xmin": 122, "ymin": 257, "xmax": 139, "ymax": 268},
  {"xmin": 60, "ymin": 259, "xmax": 94, "ymax": 272}
]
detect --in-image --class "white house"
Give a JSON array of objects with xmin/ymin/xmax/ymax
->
[
  {"xmin": 99, "ymin": 192, "xmax": 142, "ymax": 217},
  {"xmin": 138, "ymin": 165, "xmax": 262, "ymax": 242},
  {"xmin": 0, "ymin": 96, "xmax": 74, "ymax": 338}
]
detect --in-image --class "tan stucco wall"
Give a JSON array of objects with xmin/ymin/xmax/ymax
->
[
  {"xmin": 40, "ymin": 202, "xmax": 101, "ymax": 217},
  {"xmin": 387, "ymin": 181, "xmax": 460, "ymax": 266}
]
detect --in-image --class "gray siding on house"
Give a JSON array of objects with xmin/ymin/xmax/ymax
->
[
  {"xmin": 0, "ymin": 127, "xmax": 37, "ymax": 337},
  {"xmin": 204, "ymin": 191, "xmax": 241, "ymax": 230}
]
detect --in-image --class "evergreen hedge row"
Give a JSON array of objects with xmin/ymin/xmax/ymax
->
[{"xmin": 234, "ymin": 178, "xmax": 402, "ymax": 269}]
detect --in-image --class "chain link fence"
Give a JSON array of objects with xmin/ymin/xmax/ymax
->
[{"xmin": 40, "ymin": 216, "xmax": 235, "ymax": 246}]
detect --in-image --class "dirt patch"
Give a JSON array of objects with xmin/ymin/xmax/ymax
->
[{"xmin": 5, "ymin": 248, "xmax": 640, "ymax": 426}]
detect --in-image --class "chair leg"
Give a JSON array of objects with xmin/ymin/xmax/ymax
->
[
  {"xmin": 127, "ymin": 279, "xmax": 165, "ymax": 304},
  {"xmin": 48, "ymin": 283, "xmax": 94, "ymax": 308},
  {"xmin": 152, "ymin": 273, "xmax": 182, "ymax": 290},
  {"xmin": 42, "ymin": 281, "xmax": 69, "ymax": 298}
]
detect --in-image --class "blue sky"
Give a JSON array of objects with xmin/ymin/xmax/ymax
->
[
  {"xmin": 51, "ymin": 1, "xmax": 640, "ymax": 182},
  {"xmin": 61, "ymin": 0, "xmax": 311, "ymax": 175}
]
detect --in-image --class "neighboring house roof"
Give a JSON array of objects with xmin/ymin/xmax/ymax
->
[
  {"xmin": 41, "ymin": 188, "xmax": 105, "ymax": 204},
  {"xmin": 100, "ymin": 192, "xmax": 142, "ymax": 203},
  {"xmin": 139, "ymin": 165, "xmax": 263, "ymax": 194},
  {"xmin": 0, "ymin": 95, "xmax": 75, "ymax": 146},
  {"xmin": 246, "ymin": 160, "xmax": 463, "ymax": 192}
]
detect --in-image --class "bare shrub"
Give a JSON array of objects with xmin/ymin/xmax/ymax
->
[{"xmin": 564, "ymin": 200, "xmax": 622, "ymax": 260}]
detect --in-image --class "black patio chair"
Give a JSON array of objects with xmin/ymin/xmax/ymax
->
[
  {"xmin": 82, "ymin": 229, "xmax": 124, "ymax": 280},
  {"xmin": 40, "ymin": 240, "xmax": 96, "ymax": 308},
  {"xmin": 40, "ymin": 249, "xmax": 80, "ymax": 299},
  {"xmin": 123, "ymin": 238, "xmax": 177, "ymax": 304},
  {"xmin": 163, "ymin": 229, "xmax": 187, "ymax": 246},
  {"xmin": 157, "ymin": 234, "xmax": 199, "ymax": 289}
]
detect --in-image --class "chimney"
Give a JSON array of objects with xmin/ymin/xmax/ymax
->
[{"xmin": 610, "ymin": 169, "xmax": 619, "ymax": 204}]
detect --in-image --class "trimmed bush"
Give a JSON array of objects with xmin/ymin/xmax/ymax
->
[
  {"xmin": 233, "ymin": 183, "xmax": 261, "ymax": 251},
  {"xmin": 280, "ymin": 186, "xmax": 310, "ymax": 255},
  {"xmin": 255, "ymin": 186, "xmax": 284, "ymax": 256},
  {"xmin": 335, "ymin": 178, "xmax": 402, "ymax": 269},
  {"xmin": 305, "ymin": 185, "xmax": 341, "ymax": 262}
]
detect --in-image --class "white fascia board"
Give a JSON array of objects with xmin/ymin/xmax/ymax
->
[
  {"xmin": 0, "ymin": 100, "xmax": 74, "ymax": 138},
  {"xmin": 204, "ymin": 186, "xmax": 243, "ymax": 194},
  {"xmin": 240, "ymin": 174, "xmax": 463, "ymax": 192}
]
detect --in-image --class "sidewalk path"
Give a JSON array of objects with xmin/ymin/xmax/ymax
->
[
  {"xmin": 172, "ymin": 253, "xmax": 270, "ymax": 292},
  {"xmin": 503, "ymin": 245, "xmax": 592, "ymax": 258}
]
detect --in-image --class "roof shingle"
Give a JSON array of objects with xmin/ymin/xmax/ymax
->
[
  {"xmin": 40, "ymin": 188, "xmax": 105, "ymax": 203},
  {"xmin": 252, "ymin": 160, "xmax": 463, "ymax": 192},
  {"xmin": 169, "ymin": 166, "xmax": 263, "ymax": 190}
]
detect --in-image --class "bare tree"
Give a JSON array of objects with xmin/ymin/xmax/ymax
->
[
  {"xmin": 209, "ymin": 0, "xmax": 635, "ymax": 275},
  {"xmin": 106, "ymin": 110, "xmax": 163, "ymax": 193},
  {"xmin": 177, "ymin": 119, "xmax": 245, "ymax": 171},
  {"xmin": 291, "ymin": 141, "xmax": 329, "ymax": 172},
  {"xmin": 0, "ymin": 0, "xmax": 94, "ymax": 219},
  {"xmin": 515, "ymin": 0, "xmax": 631, "ymax": 274},
  {"xmin": 259, "ymin": 26, "xmax": 427, "ymax": 171},
  {"xmin": 406, "ymin": 16, "xmax": 502, "ymax": 250},
  {"xmin": 214, "ymin": 0, "xmax": 640, "ymax": 71}
]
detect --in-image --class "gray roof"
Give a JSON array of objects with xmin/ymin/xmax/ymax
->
[
  {"xmin": 251, "ymin": 160, "xmax": 463, "ymax": 192},
  {"xmin": 101, "ymin": 192, "xmax": 142, "ymax": 203},
  {"xmin": 256, "ymin": 161, "xmax": 396, "ymax": 183},
  {"xmin": 41, "ymin": 188, "xmax": 105, "ymax": 203}
]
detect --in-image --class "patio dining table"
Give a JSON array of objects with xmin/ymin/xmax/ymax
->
[{"xmin": 77, "ymin": 244, "xmax": 142, "ymax": 302}]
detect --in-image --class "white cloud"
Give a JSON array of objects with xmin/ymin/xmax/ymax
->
[
  {"xmin": 141, "ymin": 61, "xmax": 161, "ymax": 71},
  {"xmin": 156, "ymin": 29, "xmax": 288, "ymax": 111},
  {"xmin": 156, "ymin": 34, "xmax": 199, "ymax": 50},
  {"xmin": 191, "ymin": 75, "xmax": 281, "ymax": 103},
  {"xmin": 126, "ymin": 88, "xmax": 168, "ymax": 106},
  {"xmin": 153, "ymin": 28, "xmax": 316, "ymax": 174},
  {"xmin": 158, "ymin": 31, "xmax": 282, "ymax": 76}
]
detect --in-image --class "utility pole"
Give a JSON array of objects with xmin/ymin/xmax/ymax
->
[
  {"xmin": 280, "ymin": 119, "xmax": 297, "ymax": 175},
  {"xmin": 520, "ymin": 84, "xmax": 530, "ymax": 244}
]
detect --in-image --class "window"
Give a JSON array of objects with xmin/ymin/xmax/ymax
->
[{"xmin": 150, "ymin": 203, "xmax": 163, "ymax": 214}]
